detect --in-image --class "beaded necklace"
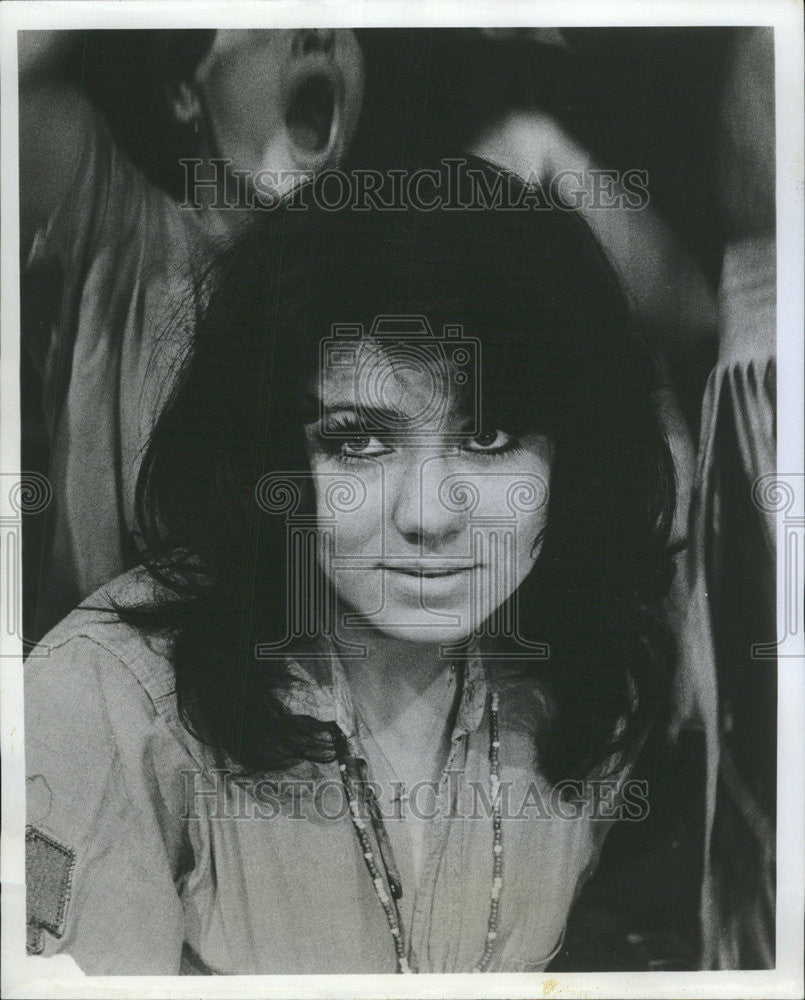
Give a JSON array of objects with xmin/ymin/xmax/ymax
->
[{"xmin": 337, "ymin": 690, "xmax": 503, "ymax": 974}]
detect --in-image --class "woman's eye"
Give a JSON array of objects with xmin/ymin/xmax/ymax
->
[
  {"xmin": 341, "ymin": 435, "xmax": 386, "ymax": 457},
  {"xmin": 464, "ymin": 428, "xmax": 514, "ymax": 453}
]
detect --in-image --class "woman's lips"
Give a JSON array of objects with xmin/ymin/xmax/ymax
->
[
  {"xmin": 380, "ymin": 563, "xmax": 479, "ymax": 578},
  {"xmin": 380, "ymin": 565, "xmax": 478, "ymax": 602}
]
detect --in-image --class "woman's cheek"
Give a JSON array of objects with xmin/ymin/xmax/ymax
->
[
  {"xmin": 316, "ymin": 473, "xmax": 385, "ymax": 560},
  {"xmin": 332, "ymin": 507, "xmax": 382, "ymax": 558}
]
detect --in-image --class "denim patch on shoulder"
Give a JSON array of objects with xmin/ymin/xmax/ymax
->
[
  {"xmin": 26, "ymin": 826, "xmax": 76, "ymax": 942},
  {"xmin": 27, "ymin": 922, "xmax": 45, "ymax": 955}
]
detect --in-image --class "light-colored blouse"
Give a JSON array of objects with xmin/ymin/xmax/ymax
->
[{"xmin": 25, "ymin": 568, "xmax": 622, "ymax": 975}]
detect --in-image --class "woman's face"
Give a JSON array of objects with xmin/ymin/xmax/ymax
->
[
  {"xmin": 305, "ymin": 340, "xmax": 553, "ymax": 645},
  {"xmin": 192, "ymin": 29, "xmax": 364, "ymax": 195}
]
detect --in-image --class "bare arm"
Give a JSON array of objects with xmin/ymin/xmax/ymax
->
[
  {"xmin": 467, "ymin": 109, "xmax": 718, "ymax": 358},
  {"xmin": 18, "ymin": 30, "xmax": 96, "ymax": 254}
]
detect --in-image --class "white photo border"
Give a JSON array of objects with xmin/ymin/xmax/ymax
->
[{"xmin": 2, "ymin": 2, "xmax": 802, "ymax": 998}]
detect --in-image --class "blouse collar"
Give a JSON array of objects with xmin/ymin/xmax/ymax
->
[{"xmin": 279, "ymin": 638, "xmax": 489, "ymax": 745}]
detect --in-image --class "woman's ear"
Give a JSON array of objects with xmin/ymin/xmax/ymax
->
[{"xmin": 167, "ymin": 79, "xmax": 202, "ymax": 127}]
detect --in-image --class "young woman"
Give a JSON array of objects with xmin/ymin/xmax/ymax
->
[{"xmin": 25, "ymin": 164, "xmax": 676, "ymax": 975}]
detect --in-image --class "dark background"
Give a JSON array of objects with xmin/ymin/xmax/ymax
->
[{"xmin": 25, "ymin": 27, "xmax": 733, "ymax": 432}]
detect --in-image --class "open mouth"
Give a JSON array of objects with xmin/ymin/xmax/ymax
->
[{"xmin": 285, "ymin": 72, "xmax": 336, "ymax": 155}]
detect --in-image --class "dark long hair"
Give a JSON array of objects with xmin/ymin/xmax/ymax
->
[{"xmin": 120, "ymin": 161, "xmax": 677, "ymax": 783}]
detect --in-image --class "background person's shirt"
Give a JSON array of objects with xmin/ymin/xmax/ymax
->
[
  {"xmin": 23, "ymin": 106, "xmax": 227, "ymax": 638},
  {"xmin": 24, "ymin": 567, "xmax": 627, "ymax": 975}
]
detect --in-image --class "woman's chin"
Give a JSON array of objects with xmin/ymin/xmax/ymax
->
[{"xmin": 352, "ymin": 619, "xmax": 477, "ymax": 647}]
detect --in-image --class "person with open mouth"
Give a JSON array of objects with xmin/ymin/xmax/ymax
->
[
  {"xmin": 175, "ymin": 28, "xmax": 365, "ymax": 209},
  {"xmin": 18, "ymin": 28, "xmax": 366, "ymax": 637}
]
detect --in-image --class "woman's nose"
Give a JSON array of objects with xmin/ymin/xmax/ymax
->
[
  {"xmin": 292, "ymin": 29, "xmax": 336, "ymax": 58},
  {"xmin": 389, "ymin": 454, "xmax": 469, "ymax": 550}
]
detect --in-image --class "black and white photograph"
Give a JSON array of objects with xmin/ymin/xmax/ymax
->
[{"xmin": 1, "ymin": 1, "xmax": 803, "ymax": 997}]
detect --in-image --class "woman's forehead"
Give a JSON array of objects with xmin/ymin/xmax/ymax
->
[{"xmin": 314, "ymin": 339, "xmax": 473, "ymax": 428}]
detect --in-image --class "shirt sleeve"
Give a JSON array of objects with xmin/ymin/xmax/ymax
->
[
  {"xmin": 24, "ymin": 633, "xmax": 191, "ymax": 974},
  {"xmin": 22, "ymin": 101, "xmax": 154, "ymax": 392}
]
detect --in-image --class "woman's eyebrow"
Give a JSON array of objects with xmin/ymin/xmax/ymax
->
[{"xmin": 319, "ymin": 403, "xmax": 406, "ymax": 426}]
